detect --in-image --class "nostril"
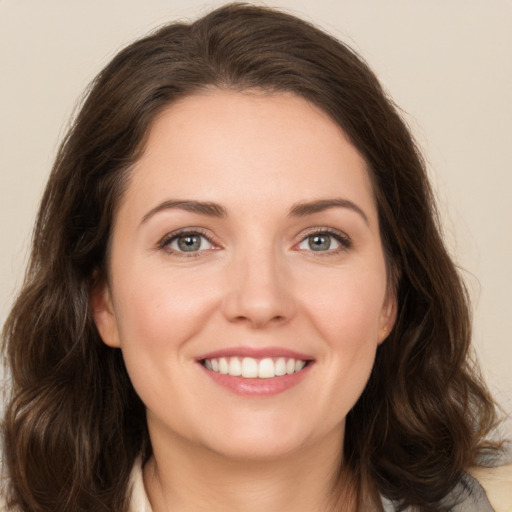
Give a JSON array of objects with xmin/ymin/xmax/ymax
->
[{"xmin": 221, "ymin": 274, "xmax": 296, "ymax": 328}]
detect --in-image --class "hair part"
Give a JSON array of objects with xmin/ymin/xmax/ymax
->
[{"xmin": 2, "ymin": 3, "xmax": 501, "ymax": 511}]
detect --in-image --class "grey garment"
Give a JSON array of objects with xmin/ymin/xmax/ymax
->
[{"xmin": 380, "ymin": 473, "xmax": 494, "ymax": 511}]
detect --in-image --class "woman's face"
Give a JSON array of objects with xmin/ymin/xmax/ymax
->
[{"xmin": 93, "ymin": 90, "xmax": 396, "ymax": 461}]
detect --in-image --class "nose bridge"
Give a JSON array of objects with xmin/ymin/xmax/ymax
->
[{"xmin": 222, "ymin": 237, "xmax": 294, "ymax": 327}]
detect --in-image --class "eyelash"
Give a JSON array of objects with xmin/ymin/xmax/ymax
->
[
  {"xmin": 295, "ymin": 228, "xmax": 352, "ymax": 255},
  {"xmin": 158, "ymin": 228, "xmax": 218, "ymax": 257},
  {"xmin": 158, "ymin": 227, "xmax": 352, "ymax": 257}
]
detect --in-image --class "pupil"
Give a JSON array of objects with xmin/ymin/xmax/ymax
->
[
  {"xmin": 178, "ymin": 235, "xmax": 201, "ymax": 251},
  {"xmin": 309, "ymin": 234, "xmax": 330, "ymax": 251}
]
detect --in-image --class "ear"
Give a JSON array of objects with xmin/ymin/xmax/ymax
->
[
  {"xmin": 377, "ymin": 290, "xmax": 397, "ymax": 344},
  {"xmin": 90, "ymin": 281, "xmax": 121, "ymax": 348}
]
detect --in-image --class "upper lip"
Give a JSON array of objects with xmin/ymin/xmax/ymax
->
[{"xmin": 196, "ymin": 346, "xmax": 314, "ymax": 361}]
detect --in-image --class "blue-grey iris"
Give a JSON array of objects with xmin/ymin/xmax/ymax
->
[
  {"xmin": 309, "ymin": 234, "xmax": 331, "ymax": 251},
  {"xmin": 178, "ymin": 235, "xmax": 202, "ymax": 251}
]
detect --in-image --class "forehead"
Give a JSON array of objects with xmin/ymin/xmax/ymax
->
[{"xmin": 119, "ymin": 89, "xmax": 377, "ymax": 224}]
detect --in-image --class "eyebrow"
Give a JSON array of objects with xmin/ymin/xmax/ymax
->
[
  {"xmin": 141, "ymin": 200, "xmax": 227, "ymax": 224},
  {"xmin": 288, "ymin": 198, "xmax": 369, "ymax": 225},
  {"xmin": 140, "ymin": 197, "xmax": 369, "ymax": 226}
]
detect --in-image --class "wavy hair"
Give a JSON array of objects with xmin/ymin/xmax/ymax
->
[{"xmin": 1, "ymin": 3, "xmax": 500, "ymax": 511}]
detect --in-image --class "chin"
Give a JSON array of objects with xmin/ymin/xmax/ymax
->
[
  {"xmin": 196, "ymin": 416, "xmax": 324, "ymax": 463},
  {"xmin": 207, "ymin": 435, "xmax": 306, "ymax": 463}
]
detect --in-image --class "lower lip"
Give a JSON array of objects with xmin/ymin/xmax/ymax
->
[{"xmin": 199, "ymin": 363, "xmax": 313, "ymax": 397}]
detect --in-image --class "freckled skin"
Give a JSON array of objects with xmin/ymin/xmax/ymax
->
[{"xmin": 93, "ymin": 90, "xmax": 396, "ymax": 467}]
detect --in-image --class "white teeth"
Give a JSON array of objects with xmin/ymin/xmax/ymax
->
[
  {"xmin": 228, "ymin": 357, "xmax": 242, "ymax": 376},
  {"xmin": 241, "ymin": 357, "xmax": 258, "ymax": 378},
  {"xmin": 219, "ymin": 357, "xmax": 229, "ymax": 374},
  {"xmin": 258, "ymin": 358, "xmax": 275, "ymax": 379},
  {"xmin": 275, "ymin": 357, "xmax": 287, "ymax": 376},
  {"xmin": 202, "ymin": 356, "xmax": 308, "ymax": 379}
]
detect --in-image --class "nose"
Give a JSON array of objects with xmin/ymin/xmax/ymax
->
[{"xmin": 221, "ymin": 247, "xmax": 296, "ymax": 329}]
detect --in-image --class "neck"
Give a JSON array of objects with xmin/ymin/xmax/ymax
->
[{"xmin": 143, "ymin": 426, "xmax": 358, "ymax": 512}]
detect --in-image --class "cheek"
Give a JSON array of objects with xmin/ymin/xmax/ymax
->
[
  {"xmin": 300, "ymin": 264, "xmax": 388, "ymax": 345},
  {"xmin": 318, "ymin": 290, "xmax": 381, "ymax": 378},
  {"xmin": 297, "ymin": 265, "xmax": 387, "ymax": 401},
  {"xmin": 110, "ymin": 267, "xmax": 218, "ymax": 411},
  {"xmin": 113, "ymin": 262, "xmax": 219, "ymax": 349}
]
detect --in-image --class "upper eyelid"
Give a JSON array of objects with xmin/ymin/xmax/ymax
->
[
  {"xmin": 294, "ymin": 227, "xmax": 352, "ymax": 251},
  {"xmin": 297, "ymin": 226, "xmax": 351, "ymax": 241},
  {"xmin": 157, "ymin": 226, "xmax": 351, "ymax": 250},
  {"xmin": 159, "ymin": 228, "xmax": 218, "ymax": 249}
]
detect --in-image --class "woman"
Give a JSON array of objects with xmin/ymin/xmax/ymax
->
[{"xmin": 1, "ymin": 4, "xmax": 508, "ymax": 511}]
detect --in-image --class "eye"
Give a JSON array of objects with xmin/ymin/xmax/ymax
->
[
  {"xmin": 161, "ymin": 230, "xmax": 215, "ymax": 254},
  {"xmin": 296, "ymin": 230, "xmax": 350, "ymax": 253}
]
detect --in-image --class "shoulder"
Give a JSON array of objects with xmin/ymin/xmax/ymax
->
[
  {"xmin": 468, "ymin": 463, "xmax": 512, "ymax": 512},
  {"xmin": 381, "ymin": 464, "xmax": 512, "ymax": 512}
]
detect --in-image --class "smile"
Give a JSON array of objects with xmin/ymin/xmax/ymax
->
[
  {"xmin": 202, "ymin": 356, "xmax": 307, "ymax": 379},
  {"xmin": 197, "ymin": 347, "xmax": 314, "ymax": 396}
]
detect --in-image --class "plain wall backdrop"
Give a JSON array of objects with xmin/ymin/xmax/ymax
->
[{"xmin": 1, "ymin": 0, "xmax": 511, "ymax": 441}]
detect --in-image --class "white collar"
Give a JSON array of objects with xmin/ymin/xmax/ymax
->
[
  {"xmin": 128, "ymin": 457, "xmax": 153, "ymax": 512},
  {"xmin": 126, "ymin": 457, "xmax": 507, "ymax": 512}
]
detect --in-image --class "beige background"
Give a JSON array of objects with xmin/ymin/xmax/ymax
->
[{"xmin": 1, "ymin": 0, "xmax": 511, "ymax": 441}]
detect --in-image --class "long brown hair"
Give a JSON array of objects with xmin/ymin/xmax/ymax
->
[{"xmin": 2, "ymin": 3, "xmax": 500, "ymax": 511}]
